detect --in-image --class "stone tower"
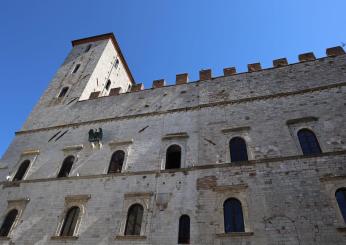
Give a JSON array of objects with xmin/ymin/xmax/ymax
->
[{"xmin": 0, "ymin": 33, "xmax": 346, "ymax": 245}]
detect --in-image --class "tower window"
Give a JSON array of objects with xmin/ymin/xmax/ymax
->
[
  {"xmin": 84, "ymin": 44, "xmax": 92, "ymax": 53},
  {"xmin": 105, "ymin": 80, "xmax": 111, "ymax": 90},
  {"xmin": 58, "ymin": 87, "xmax": 69, "ymax": 98},
  {"xmin": 114, "ymin": 58, "xmax": 119, "ymax": 69},
  {"xmin": 57, "ymin": 156, "xmax": 75, "ymax": 178},
  {"xmin": 336, "ymin": 188, "xmax": 346, "ymax": 223},
  {"xmin": 108, "ymin": 150, "xmax": 125, "ymax": 174},
  {"xmin": 0, "ymin": 209, "xmax": 18, "ymax": 237},
  {"xmin": 297, "ymin": 129, "xmax": 322, "ymax": 155},
  {"xmin": 178, "ymin": 215, "xmax": 190, "ymax": 244},
  {"xmin": 229, "ymin": 137, "xmax": 248, "ymax": 162},
  {"xmin": 72, "ymin": 64, "xmax": 80, "ymax": 74},
  {"xmin": 223, "ymin": 198, "xmax": 245, "ymax": 233},
  {"xmin": 165, "ymin": 144, "xmax": 181, "ymax": 169},
  {"xmin": 60, "ymin": 206, "xmax": 80, "ymax": 236},
  {"xmin": 125, "ymin": 204, "xmax": 144, "ymax": 236},
  {"xmin": 13, "ymin": 160, "xmax": 30, "ymax": 181}
]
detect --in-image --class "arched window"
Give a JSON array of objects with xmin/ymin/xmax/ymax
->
[
  {"xmin": 13, "ymin": 160, "xmax": 30, "ymax": 181},
  {"xmin": 105, "ymin": 80, "xmax": 111, "ymax": 90},
  {"xmin": 223, "ymin": 198, "xmax": 245, "ymax": 233},
  {"xmin": 108, "ymin": 150, "xmax": 125, "ymax": 174},
  {"xmin": 178, "ymin": 215, "xmax": 190, "ymax": 244},
  {"xmin": 336, "ymin": 188, "xmax": 346, "ymax": 223},
  {"xmin": 297, "ymin": 129, "xmax": 322, "ymax": 155},
  {"xmin": 0, "ymin": 209, "xmax": 18, "ymax": 237},
  {"xmin": 60, "ymin": 206, "xmax": 80, "ymax": 236},
  {"xmin": 57, "ymin": 156, "xmax": 75, "ymax": 178},
  {"xmin": 125, "ymin": 204, "xmax": 144, "ymax": 236},
  {"xmin": 166, "ymin": 145, "xmax": 181, "ymax": 169},
  {"xmin": 58, "ymin": 87, "xmax": 69, "ymax": 98},
  {"xmin": 229, "ymin": 137, "xmax": 248, "ymax": 162}
]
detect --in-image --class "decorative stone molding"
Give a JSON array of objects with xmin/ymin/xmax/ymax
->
[
  {"xmin": 221, "ymin": 126, "xmax": 250, "ymax": 134},
  {"xmin": 215, "ymin": 232, "xmax": 254, "ymax": 238},
  {"xmin": 65, "ymin": 194, "xmax": 91, "ymax": 203},
  {"xmin": 162, "ymin": 132, "xmax": 189, "ymax": 140},
  {"xmin": 213, "ymin": 184, "xmax": 248, "ymax": 193},
  {"xmin": 286, "ymin": 117, "xmax": 318, "ymax": 125},
  {"xmin": 320, "ymin": 174, "xmax": 346, "ymax": 182},
  {"xmin": 114, "ymin": 235, "xmax": 147, "ymax": 240},
  {"xmin": 108, "ymin": 139, "xmax": 133, "ymax": 148},
  {"xmin": 124, "ymin": 192, "xmax": 153, "ymax": 198},
  {"xmin": 21, "ymin": 149, "xmax": 40, "ymax": 156},
  {"xmin": 51, "ymin": 235, "xmax": 79, "ymax": 240},
  {"xmin": 62, "ymin": 144, "xmax": 84, "ymax": 152}
]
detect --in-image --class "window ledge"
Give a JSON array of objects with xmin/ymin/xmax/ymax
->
[
  {"xmin": 3, "ymin": 181, "xmax": 20, "ymax": 188},
  {"xmin": 216, "ymin": 232, "xmax": 254, "ymax": 238},
  {"xmin": 336, "ymin": 226, "xmax": 346, "ymax": 232},
  {"xmin": 51, "ymin": 235, "xmax": 79, "ymax": 240},
  {"xmin": 0, "ymin": 236, "xmax": 10, "ymax": 240},
  {"xmin": 115, "ymin": 235, "xmax": 147, "ymax": 240}
]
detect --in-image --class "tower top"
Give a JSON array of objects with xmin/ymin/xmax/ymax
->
[{"xmin": 72, "ymin": 33, "xmax": 135, "ymax": 84}]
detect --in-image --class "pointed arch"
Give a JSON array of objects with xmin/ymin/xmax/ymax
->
[
  {"xmin": 57, "ymin": 156, "xmax": 75, "ymax": 178},
  {"xmin": 297, "ymin": 129, "xmax": 322, "ymax": 155},
  {"xmin": 229, "ymin": 137, "xmax": 248, "ymax": 162},
  {"xmin": 0, "ymin": 209, "xmax": 18, "ymax": 237},
  {"xmin": 13, "ymin": 160, "xmax": 30, "ymax": 181},
  {"xmin": 125, "ymin": 204, "xmax": 144, "ymax": 236},
  {"xmin": 60, "ymin": 206, "xmax": 80, "ymax": 236},
  {"xmin": 178, "ymin": 215, "xmax": 190, "ymax": 244},
  {"xmin": 108, "ymin": 150, "xmax": 125, "ymax": 174},
  {"xmin": 223, "ymin": 198, "xmax": 245, "ymax": 233},
  {"xmin": 166, "ymin": 144, "xmax": 181, "ymax": 169}
]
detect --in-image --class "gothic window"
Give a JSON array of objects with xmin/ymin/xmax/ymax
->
[
  {"xmin": 105, "ymin": 80, "xmax": 111, "ymax": 90},
  {"xmin": 178, "ymin": 215, "xmax": 190, "ymax": 244},
  {"xmin": 297, "ymin": 129, "xmax": 322, "ymax": 155},
  {"xmin": 0, "ymin": 209, "xmax": 18, "ymax": 237},
  {"xmin": 84, "ymin": 44, "xmax": 92, "ymax": 53},
  {"xmin": 57, "ymin": 156, "xmax": 75, "ymax": 178},
  {"xmin": 223, "ymin": 198, "xmax": 245, "ymax": 233},
  {"xmin": 336, "ymin": 188, "xmax": 346, "ymax": 223},
  {"xmin": 72, "ymin": 64, "xmax": 80, "ymax": 73},
  {"xmin": 60, "ymin": 206, "xmax": 80, "ymax": 236},
  {"xmin": 58, "ymin": 87, "xmax": 69, "ymax": 98},
  {"xmin": 13, "ymin": 160, "xmax": 30, "ymax": 181},
  {"xmin": 108, "ymin": 150, "xmax": 125, "ymax": 174},
  {"xmin": 229, "ymin": 137, "xmax": 248, "ymax": 162},
  {"xmin": 165, "ymin": 145, "xmax": 181, "ymax": 169},
  {"xmin": 125, "ymin": 204, "xmax": 144, "ymax": 236}
]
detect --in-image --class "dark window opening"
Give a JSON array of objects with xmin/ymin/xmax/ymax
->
[
  {"xmin": 165, "ymin": 145, "xmax": 181, "ymax": 169},
  {"xmin": 57, "ymin": 156, "xmax": 75, "ymax": 178},
  {"xmin": 229, "ymin": 137, "xmax": 248, "ymax": 162},
  {"xmin": 125, "ymin": 204, "xmax": 144, "ymax": 236},
  {"xmin": 60, "ymin": 206, "xmax": 80, "ymax": 236},
  {"xmin": 114, "ymin": 58, "xmax": 119, "ymax": 69},
  {"xmin": 89, "ymin": 91, "xmax": 100, "ymax": 99},
  {"xmin": 336, "ymin": 188, "xmax": 346, "ymax": 223},
  {"xmin": 105, "ymin": 80, "xmax": 111, "ymax": 90},
  {"xmin": 72, "ymin": 64, "xmax": 80, "ymax": 74},
  {"xmin": 0, "ymin": 209, "xmax": 18, "ymax": 237},
  {"xmin": 84, "ymin": 44, "xmax": 92, "ymax": 53},
  {"xmin": 223, "ymin": 198, "xmax": 245, "ymax": 233},
  {"xmin": 108, "ymin": 150, "xmax": 125, "ymax": 174},
  {"xmin": 178, "ymin": 215, "xmax": 190, "ymax": 244},
  {"xmin": 58, "ymin": 87, "xmax": 69, "ymax": 98},
  {"xmin": 13, "ymin": 160, "xmax": 30, "ymax": 181},
  {"xmin": 297, "ymin": 129, "xmax": 322, "ymax": 155}
]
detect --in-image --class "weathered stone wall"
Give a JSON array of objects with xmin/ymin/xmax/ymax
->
[{"xmin": 0, "ymin": 35, "xmax": 345, "ymax": 244}]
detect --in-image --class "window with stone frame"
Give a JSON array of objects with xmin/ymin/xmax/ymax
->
[
  {"xmin": 223, "ymin": 198, "xmax": 245, "ymax": 233},
  {"xmin": 165, "ymin": 144, "xmax": 182, "ymax": 169},
  {"xmin": 60, "ymin": 206, "xmax": 80, "ymax": 236},
  {"xmin": 12, "ymin": 160, "xmax": 30, "ymax": 181},
  {"xmin": 336, "ymin": 188, "xmax": 346, "ymax": 223},
  {"xmin": 72, "ymin": 64, "xmax": 80, "ymax": 73},
  {"xmin": 0, "ymin": 209, "xmax": 18, "ymax": 237},
  {"xmin": 297, "ymin": 128, "xmax": 322, "ymax": 155},
  {"xmin": 58, "ymin": 87, "xmax": 69, "ymax": 98},
  {"xmin": 229, "ymin": 137, "xmax": 248, "ymax": 162},
  {"xmin": 178, "ymin": 215, "xmax": 190, "ymax": 244},
  {"xmin": 124, "ymin": 204, "xmax": 144, "ymax": 236},
  {"xmin": 108, "ymin": 150, "xmax": 125, "ymax": 174},
  {"xmin": 57, "ymin": 155, "xmax": 75, "ymax": 178},
  {"xmin": 105, "ymin": 79, "xmax": 111, "ymax": 91}
]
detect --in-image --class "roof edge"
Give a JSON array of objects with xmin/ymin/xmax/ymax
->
[{"xmin": 71, "ymin": 33, "xmax": 135, "ymax": 84}]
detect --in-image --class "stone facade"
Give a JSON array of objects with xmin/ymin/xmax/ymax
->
[{"xmin": 0, "ymin": 33, "xmax": 346, "ymax": 244}]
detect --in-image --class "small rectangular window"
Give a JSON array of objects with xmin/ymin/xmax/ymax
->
[{"xmin": 72, "ymin": 64, "xmax": 81, "ymax": 74}]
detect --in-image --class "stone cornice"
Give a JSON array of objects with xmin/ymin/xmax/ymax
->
[
  {"xmin": 0, "ymin": 150, "xmax": 345, "ymax": 186},
  {"xmin": 15, "ymin": 81, "xmax": 346, "ymax": 136}
]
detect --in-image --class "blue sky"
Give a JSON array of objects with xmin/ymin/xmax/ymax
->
[{"xmin": 1, "ymin": 0, "xmax": 346, "ymax": 157}]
